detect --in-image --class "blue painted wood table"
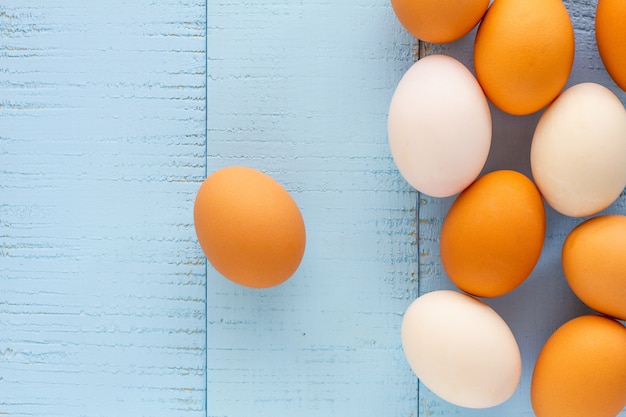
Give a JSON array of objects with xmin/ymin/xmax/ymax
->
[{"xmin": 2, "ymin": 1, "xmax": 625, "ymax": 416}]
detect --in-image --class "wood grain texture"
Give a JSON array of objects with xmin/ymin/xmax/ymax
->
[
  {"xmin": 1, "ymin": 2, "xmax": 206, "ymax": 416},
  {"xmin": 207, "ymin": 1, "xmax": 419, "ymax": 416},
  {"xmin": 3, "ymin": 1, "xmax": 626, "ymax": 416},
  {"xmin": 421, "ymin": 0, "xmax": 626, "ymax": 415}
]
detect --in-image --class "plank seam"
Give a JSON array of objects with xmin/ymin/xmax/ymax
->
[
  {"xmin": 416, "ymin": 192, "xmax": 421, "ymax": 417},
  {"xmin": 204, "ymin": 0, "xmax": 209, "ymax": 415},
  {"xmin": 416, "ymin": 39, "xmax": 422, "ymax": 417}
]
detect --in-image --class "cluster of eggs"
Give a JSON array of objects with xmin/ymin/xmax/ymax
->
[
  {"xmin": 390, "ymin": 0, "xmax": 626, "ymax": 415},
  {"xmin": 193, "ymin": 0, "xmax": 626, "ymax": 415}
]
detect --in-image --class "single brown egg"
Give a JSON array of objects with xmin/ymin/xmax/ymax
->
[
  {"xmin": 562, "ymin": 215, "xmax": 626, "ymax": 321},
  {"xmin": 531, "ymin": 315, "xmax": 626, "ymax": 417},
  {"xmin": 194, "ymin": 166, "xmax": 306, "ymax": 288},
  {"xmin": 440, "ymin": 170, "xmax": 546, "ymax": 298}
]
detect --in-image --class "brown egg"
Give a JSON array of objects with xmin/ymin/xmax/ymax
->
[
  {"xmin": 531, "ymin": 315, "xmax": 626, "ymax": 417},
  {"xmin": 390, "ymin": 0, "xmax": 489, "ymax": 44},
  {"xmin": 440, "ymin": 170, "xmax": 546, "ymax": 297},
  {"xmin": 473, "ymin": 0, "xmax": 574, "ymax": 115},
  {"xmin": 596, "ymin": 0, "xmax": 626, "ymax": 91},
  {"xmin": 193, "ymin": 166, "xmax": 306, "ymax": 288},
  {"xmin": 562, "ymin": 215, "xmax": 626, "ymax": 320}
]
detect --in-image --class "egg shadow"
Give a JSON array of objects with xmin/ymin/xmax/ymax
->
[{"xmin": 480, "ymin": 104, "xmax": 543, "ymax": 179}]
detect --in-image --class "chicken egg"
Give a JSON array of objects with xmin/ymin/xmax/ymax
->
[
  {"xmin": 401, "ymin": 290, "xmax": 521, "ymax": 408},
  {"xmin": 473, "ymin": 0, "xmax": 574, "ymax": 115},
  {"xmin": 193, "ymin": 166, "xmax": 306, "ymax": 288},
  {"xmin": 596, "ymin": 0, "xmax": 626, "ymax": 91},
  {"xmin": 387, "ymin": 54, "xmax": 491, "ymax": 198},
  {"xmin": 440, "ymin": 170, "xmax": 546, "ymax": 298},
  {"xmin": 531, "ymin": 82, "xmax": 626, "ymax": 217},
  {"xmin": 562, "ymin": 215, "xmax": 626, "ymax": 321},
  {"xmin": 390, "ymin": 0, "xmax": 489, "ymax": 44},
  {"xmin": 531, "ymin": 315, "xmax": 626, "ymax": 417}
]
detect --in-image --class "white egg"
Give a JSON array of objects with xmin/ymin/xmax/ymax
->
[
  {"xmin": 401, "ymin": 290, "xmax": 522, "ymax": 408},
  {"xmin": 387, "ymin": 54, "xmax": 492, "ymax": 197},
  {"xmin": 530, "ymin": 82, "xmax": 626, "ymax": 217}
]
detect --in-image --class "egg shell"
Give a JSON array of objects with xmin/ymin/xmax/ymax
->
[
  {"xmin": 390, "ymin": 0, "xmax": 490, "ymax": 44},
  {"xmin": 440, "ymin": 170, "xmax": 546, "ymax": 298},
  {"xmin": 193, "ymin": 166, "xmax": 306, "ymax": 288},
  {"xmin": 562, "ymin": 215, "xmax": 626, "ymax": 321},
  {"xmin": 401, "ymin": 290, "xmax": 521, "ymax": 408},
  {"xmin": 596, "ymin": 0, "xmax": 626, "ymax": 91},
  {"xmin": 531, "ymin": 315, "xmax": 626, "ymax": 417},
  {"xmin": 530, "ymin": 82, "xmax": 626, "ymax": 217},
  {"xmin": 473, "ymin": 0, "xmax": 574, "ymax": 115},
  {"xmin": 387, "ymin": 54, "xmax": 491, "ymax": 198}
]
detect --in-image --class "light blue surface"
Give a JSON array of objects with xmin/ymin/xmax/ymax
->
[
  {"xmin": 2, "ymin": 1, "xmax": 626, "ymax": 416},
  {"xmin": 207, "ymin": 1, "xmax": 418, "ymax": 416},
  {"xmin": 2, "ymin": 1, "xmax": 206, "ymax": 415}
]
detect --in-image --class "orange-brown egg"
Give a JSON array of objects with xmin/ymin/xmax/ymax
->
[
  {"xmin": 193, "ymin": 166, "xmax": 306, "ymax": 288},
  {"xmin": 531, "ymin": 315, "xmax": 626, "ymax": 417},
  {"xmin": 596, "ymin": 0, "xmax": 626, "ymax": 91},
  {"xmin": 474, "ymin": 0, "xmax": 575, "ymax": 115},
  {"xmin": 390, "ymin": 0, "xmax": 489, "ymax": 44},
  {"xmin": 440, "ymin": 170, "xmax": 546, "ymax": 297},
  {"xmin": 562, "ymin": 215, "xmax": 626, "ymax": 321}
]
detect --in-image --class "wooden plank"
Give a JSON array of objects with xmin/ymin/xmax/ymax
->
[
  {"xmin": 4, "ymin": 1, "xmax": 625, "ymax": 416},
  {"xmin": 207, "ymin": 1, "xmax": 420, "ymax": 416},
  {"xmin": 419, "ymin": 0, "xmax": 626, "ymax": 415},
  {"xmin": 0, "ymin": 2, "xmax": 206, "ymax": 416}
]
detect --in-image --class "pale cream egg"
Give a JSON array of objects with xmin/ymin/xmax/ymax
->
[
  {"xmin": 530, "ymin": 82, "xmax": 626, "ymax": 217},
  {"xmin": 401, "ymin": 290, "xmax": 521, "ymax": 408},
  {"xmin": 387, "ymin": 54, "xmax": 492, "ymax": 197}
]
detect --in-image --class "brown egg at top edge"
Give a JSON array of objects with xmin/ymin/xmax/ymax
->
[{"xmin": 390, "ymin": 0, "xmax": 490, "ymax": 44}]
